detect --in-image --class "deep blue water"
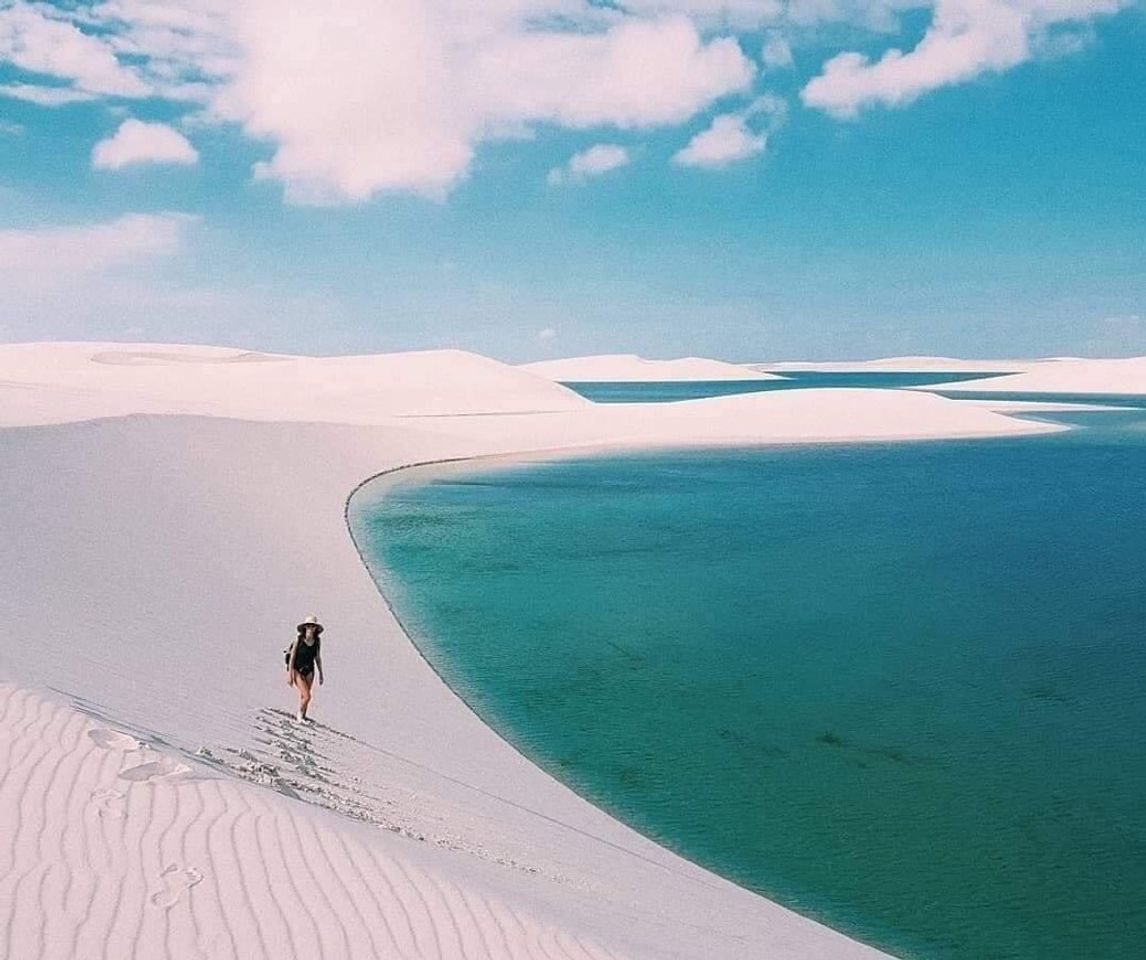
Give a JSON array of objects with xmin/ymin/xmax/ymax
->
[
  {"xmin": 349, "ymin": 406, "xmax": 1146, "ymax": 959},
  {"xmin": 566, "ymin": 371, "xmax": 1012, "ymax": 403}
]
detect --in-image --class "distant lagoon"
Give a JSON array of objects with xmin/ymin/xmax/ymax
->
[
  {"xmin": 349, "ymin": 399, "xmax": 1146, "ymax": 959},
  {"xmin": 563, "ymin": 371, "xmax": 1014, "ymax": 403}
]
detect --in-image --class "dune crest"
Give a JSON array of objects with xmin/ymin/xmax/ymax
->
[
  {"xmin": 0, "ymin": 342, "xmax": 588, "ymax": 426},
  {"xmin": 752, "ymin": 356, "xmax": 1041, "ymax": 373},
  {"xmin": 520, "ymin": 354, "xmax": 779, "ymax": 382},
  {"xmin": 91, "ymin": 348, "xmax": 287, "ymax": 365}
]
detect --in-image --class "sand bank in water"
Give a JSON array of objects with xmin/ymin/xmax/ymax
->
[{"xmin": 921, "ymin": 356, "xmax": 1146, "ymax": 395}]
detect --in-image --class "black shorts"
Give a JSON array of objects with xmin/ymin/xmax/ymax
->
[{"xmin": 294, "ymin": 666, "xmax": 314, "ymax": 684}]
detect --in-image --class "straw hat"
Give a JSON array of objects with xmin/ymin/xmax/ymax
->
[{"xmin": 297, "ymin": 615, "xmax": 324, "ymax": 634}]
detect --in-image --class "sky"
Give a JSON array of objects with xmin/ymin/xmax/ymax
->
[{"xmin": 0, "ymin": 0, "xmax": 1143, "ymax": 362}]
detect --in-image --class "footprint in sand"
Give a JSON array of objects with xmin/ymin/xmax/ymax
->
[
  {"xmin": 148, "ymin": 863, "xmax": 204, "ymax": 909},
  {"xmin": 88, "ymin": 728, "xmax": 142, "ymax": 751},
  {"xmin": 119, "ymin": 756, "xmax": 193, "ymax": 783},
  {"xmin": 90, "ymin": 787, "xmax": 126, "ymax": 820}
]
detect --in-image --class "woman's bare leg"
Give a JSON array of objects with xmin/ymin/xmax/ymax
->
[{"xmin": 293, "ymin": 672, "xmax": 313, "ymax": 720}]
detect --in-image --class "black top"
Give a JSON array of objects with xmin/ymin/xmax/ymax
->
[{"xmin": 292, "ymin": 635, "xmax": 320, "ymax": 673}]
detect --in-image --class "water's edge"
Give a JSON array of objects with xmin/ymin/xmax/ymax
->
[{"xmin": 341, "ymin": 448, "xmax": 898, "ymax": 957}]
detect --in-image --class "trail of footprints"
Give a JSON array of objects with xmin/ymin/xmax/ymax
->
[
  {"xmin": 199, "ymin": 709, "xmax": 551, "ymax": 881},
  {"xmin": 205, "ymin": 709, "xmax": 436, "ymax": 839},
  {"xmin": 82, "ymin": 724, "xmax": 206, "ymax": 912},
  {"xmin": 4, "ymin": 685, "xmax": 624, "ymax": 960},
  {"xmin": 81, "ymin": 704, "xmax": 549, "ymax": 884}
]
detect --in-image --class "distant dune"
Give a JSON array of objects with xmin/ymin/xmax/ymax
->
[
  {"xmin": 750, "ymin": 356, "xmax": 1043, "ymax": 373},
  {"xmin": 0, "ymin": 342, "xmax": 589, "ymax": 427},
  {"xmin": 521, "ymin": 354, "xmax": 781, "ymax": 382},
  {"xmin": 920, "ymin": 356, "xmax": 1146, "ymax": 394}
]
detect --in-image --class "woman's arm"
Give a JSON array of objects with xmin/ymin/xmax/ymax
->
[
  {"xmin": 287, "ymin": 638, "xmax": 299, "ymax": 685},
  {"xmin": 316, "ymin": 649, "xmax": 324, "ymax": 686}
]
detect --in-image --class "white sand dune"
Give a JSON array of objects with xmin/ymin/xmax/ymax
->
[
  {"xmin": 0, "ymin": 342, "xmax": 588, "ymax": 427},
  {"xmin": 750, "ymin": 356, "xmax": 1042, "ymax": 373},
  {"xmin": 520, "ymin": 354, "xmax": 780, "ymax": 381},
  {"xmin": 0, "ymin": 342, "xmax": 1072, "ymax": 959},
  {"xmin": 920, "ymin": 355, "xmax": 1146, "ymax": 394},
  {"xmin": 0, "ymin": 683, "xmax": 627, "ymax": 960}
]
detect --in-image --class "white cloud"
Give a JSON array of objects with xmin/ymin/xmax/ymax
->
[
  {"xmin": 802, "ymin": 0, "xmax": 1128, "ymax": 117},
  {"xmin": 92, "ymin": 119, "xmax": 199, "ymax": 170},
  {"xmin": 537, "ymin": 326, "xmax": 558, "ymax": 341},
  {"xmin": 617, "ymin": 0, "xmax": 921, "ymax": 30},
  {"xmin": 0, "ymin": 212, "xmax": 236, "ymax": 343},
  {"xmin": 0, "ymin": 2, "xmax": 150, "ymax": 98},
  {"xmin": 547, "ymin": 144, "xmax": 632, "ymax": 185},
  {"xmin": 0, "ymin": 1, "xmax": 756, "ymax": 204},
  {"xmin": 472, "ymin": 16, "xmax": 754, "ymax": 130},
  {"xmin": 618, "ymin": 0, "xmax": 784, "ymax": 26},
  {"xmin": 228, "ymin": 6, "xmax": 754, "ymax": 203},
  {"xmin": 91, "ymin": 119, "xmax": 199, "ymax": 170},
  {"xmin": 674, "ymin": 114, "xmax": 765, "ymax": 167},
  {"xmin": 0, "ymin": 82, "xmax": 100, "ymax": 106},
  {"xmin": 673, "ymin": 93, "xmax": 787, "ymax": 168},
  {"xmin": 0, "ymin": 119, "xmax": 23, "ymax": 136},
  {"xmin": 0, "ymin": 213, "xmax": 195, "ymax": 277},
  {"xmin": 785, "ymin": 0, "xmax": 924, "ymax": 31},
  {"xmin": 0, "ymin": 0, "xmax": 1130, "ymax": 202},
  {"xmin": 761, "ymin": 30, "xmax": 794, "ymax": 69}
]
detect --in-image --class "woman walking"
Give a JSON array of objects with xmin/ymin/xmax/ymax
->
[{"xmin": 287, "ymin": 615, "xmax": 324, "ymax": 722}]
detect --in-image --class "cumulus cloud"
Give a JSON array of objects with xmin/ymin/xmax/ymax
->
[
  {"xmin": 92, "ymin": 119, "xmax": 199, "ymax": 170},
  {"xmin": 802, "ymin": 0, "xmax": 1128, "ymax": 117},
  {"xmin": 0, "ymin": 3, "xmax": 151, "ymax": 99},
  {"xmin": 673, "ymin": 93, "xmax": 787, "ymax": 168},
  {"xmin": 618, "ymin": 0, "xmax": 784, "ymax": 26},
  {"xmin": 0, "ymin": 1, "xmax": 756, "ymax": 204},
  {"xmin": 0, "ymin": 0, "xmax": 1131, "ymax": 201},
  {"xmin": 0, "ymin": 213, "xmax": 195, "ymax": 277},
  {"xmin": 674, "ymin": 114, "xmax": 765, "ymax": 167},
  {"xmin": 230, "ymin": 7, "xmax": 754, "ymax": 203},
  {"xmin": 616, "ymin": 0, "xmax": 913, "ymax": 30},
  {"xmin": 547, "ymin": 144, "xmax": 632, "ymax": 185}
]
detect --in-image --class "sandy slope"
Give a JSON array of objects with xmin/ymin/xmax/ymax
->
[
  {"xmin": 0, "ymin": 683, "xmax": 627, "ymax": 960},
  {"xmin": 519, "ymin": 354, "xmax": 780, "ymax": 381},
  {"xmin": 920, "ymin": 356, "xmax": 1146, "ymax": 394},
  {"xmin": 0, "ymin": 343, "xmax": 1070, "ymax": 960}
]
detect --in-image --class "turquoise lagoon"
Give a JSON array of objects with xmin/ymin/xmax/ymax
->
[
  {"xmin": 563, "ymin": 371, "xmax": 1011, "ymax": 403},
  {"xmin": 348, "ymin": 404, "xmax": 1146, "ymax": 959}
]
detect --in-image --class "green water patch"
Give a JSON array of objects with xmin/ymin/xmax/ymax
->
[{"xmin": 349, "ymin": 411, "xmax": 1146, "ymax": 959}]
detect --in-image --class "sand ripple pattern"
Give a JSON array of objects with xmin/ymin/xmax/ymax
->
[{"xmin": 0, "ymin": 684, "xmax": 629, "ymax": 960}]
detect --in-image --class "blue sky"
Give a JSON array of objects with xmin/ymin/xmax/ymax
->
[{"xmin": 0, "ymin": 1, "xmax": 1143, "ymax": 361}]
